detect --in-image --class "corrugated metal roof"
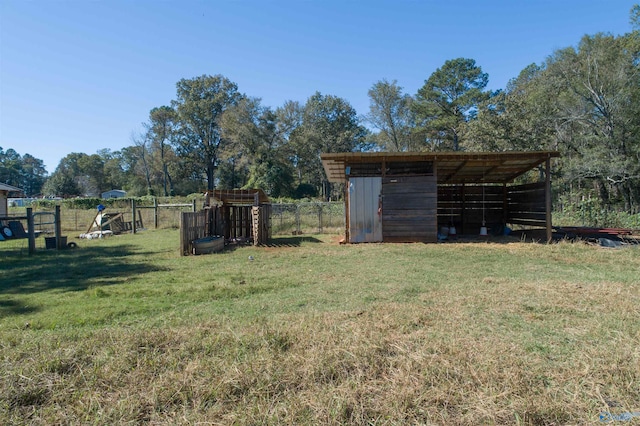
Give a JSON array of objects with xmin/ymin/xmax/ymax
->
[
  {"xmin": 321, "ymin": 151, "xmax": 560, "ymax": 184},
  {"xmin": 0, "ymin": 182, "xmax": 23, "ymax": 192}
]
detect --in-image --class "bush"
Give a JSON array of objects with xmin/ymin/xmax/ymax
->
[{"xmin": 555, "ymin": 195, "xmax": 640, "ymax": 228}]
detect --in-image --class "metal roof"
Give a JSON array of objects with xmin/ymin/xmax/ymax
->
[
  {"xmin": 321, "ymin": 151, "xmax": 560, "ymax": 184},
  {"xmin": 0, "ymin": 182, "xmax": 23, "ymax": 192}
]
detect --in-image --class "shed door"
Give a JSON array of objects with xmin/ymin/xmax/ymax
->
[{"xmin": 348, "ymin": 177, "xmax": 382, "ymax": 243}]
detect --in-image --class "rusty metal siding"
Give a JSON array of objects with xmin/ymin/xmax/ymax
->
[{"xmin": 348, "ymin": 177, "xmax": 382, "ymax": 243}]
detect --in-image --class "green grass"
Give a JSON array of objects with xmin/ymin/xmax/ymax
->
[{"xmin": 1, "ymin": 230, "xmax": 639, "ymax": 424}]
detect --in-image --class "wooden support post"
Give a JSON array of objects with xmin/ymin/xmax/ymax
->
[
  {"xmin": 55, "ymin": 205, "xmax": 63, "ymax": 249},
  {"xmin": 345, "ymin": 180, "xmax": 350, "ymax": 242},
  {"xmin": 180, "ymin": 211, "xmax": 187, "ymax": 256},
  {"xmin": 460, "ymin": 184, "xmax": 466, "ymax": 235},
  {"xmin": 502, "ymin": 184, "xmax": 508, "ymax": 227},
  {"xmin": 545, "ymin": 157, "xmax": 552, "ymax": 243},
  {"xmin": 154, "ymin": 197, "xmax": 159, "ymax": 229},
  {"xmin": 131, "ymin": 199, "xmax": 137, "ymax": 234},
  {"xmin": 246, "ymin": 206, "xmax": 250, "ymax": 239},
  {"xmin": 87, "ymin": 210, "xmax": 100, "ymax": 234},
  {"xmin": 192, "ymin": 199, "xmax": 197, "ymax": 212},
  {"xmin": 231, "ymin": 207, "xmax": 236, "ymax": 239},
  {"xmin": 27, "ymin": 208, "xmax": 35, "ymax": 255}
]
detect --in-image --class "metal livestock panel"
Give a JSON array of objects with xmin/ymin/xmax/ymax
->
[{"xmin": 348, "ymin": 177, "xmax": 382, "ymax": 243}]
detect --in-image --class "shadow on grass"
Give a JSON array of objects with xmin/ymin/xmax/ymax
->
[
  {"xmin": 0, "ymin": 244, "xmax": 167, "ymax": 295},
  {"xmin": 262, "ymin": 236, "xmax": 323, "ymax": 247},
  {"xmin": 0, "ymin": 299, "xmax": 39, "ymax": 317},
  {"xmin": 439, "ymin": 232, "xmax": 553, "ymax": 245},
  {"xmin": 219, "ymin": 236, "xmax": 323, "ymax": 252}
]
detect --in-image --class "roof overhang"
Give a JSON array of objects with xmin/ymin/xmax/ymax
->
[
  {"xmin": 0, "ymin": 183, "xmax": 23, "ymax": 193},
  {"xmin": 321, "ymin": 151, "xmax": 560, "ymax": 184}
]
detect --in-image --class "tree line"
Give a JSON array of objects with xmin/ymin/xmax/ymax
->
[{"xmin": 2, "ymin": 5, "xmax": 638, "ymax": 213}]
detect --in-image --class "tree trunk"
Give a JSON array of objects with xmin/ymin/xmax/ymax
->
[
  {"xmin": 595, "ymin": 178, "xmax": 609, "ymax": 206},
  {"xmin": 162, "ymin": 163, "xmax": 169, "ymax": 196},
  {"xmin": 207, "ymin": 152, "xmax": 217, "ymax": 191}
]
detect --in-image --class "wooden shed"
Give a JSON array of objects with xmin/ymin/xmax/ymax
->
[
  {"xmin": 0, "ymin": 183, "xmax": 22, "ymax": 218},
  {"xmin": 321, "ymin": 151, "xmax": 560, "ymax": 243}
]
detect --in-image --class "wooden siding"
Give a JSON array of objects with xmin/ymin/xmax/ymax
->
[
  {"xmin": 382, "ymin": 176, "xmax": 437, "ymax": 242},
  {"xmin": 180, "ymin": 210, "xmax": 210, "ymax": 256},
  {"xmin": 180, "ymin": 207, "xmax": 223, "ymax": 256},
  {"xmin": 506, "ymin": 182, "xmax": 547, "ymax": 227},
  {"xmin": 0, "ymin": 192, "xmax": 7, "ymax": 217},
  {"xmin": 252, "ymin": 205, "xmax": 272, "ymax": 246}
]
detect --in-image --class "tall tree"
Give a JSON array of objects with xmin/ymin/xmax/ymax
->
[
  {"xmin": 631, "ymin": 3, "xmax": 640, "ymax": 30},
  {"xmin": 172, "ymin": 75, "xmax": 243, "ymax": 191},
  {"xmin": 97, "ymin": 149, "xmax": 126, "ymax": 192},
  {"xmin": 147, "ymin": 106, "xmax": 177, "ymax": 196},
  {"xmin": 0, "ymin": 148, "xmax": 47, "ymax": 196},
  {"xmin": 43, "ymin": 153, "xmax": 85, "ymax": 197},
  {"xmin": 544, "ymin": 32, "xmax": 640, "ymax": 211},
  {"xmin": 130, "ymin": 132, "xmax": 154, "ymax": 195},
  {"xmin": 290, "ymin": 92, "xmax": 368, "ymax": 199},
  {"xmin": 0, "ymin": 148, "xmax": 23, "ymax": 187},
  {"xmin": 413, "ymin": 58, "xmax": 490, "ymax": 151},
  {"xmin": 20, "ymin": 154, "xmax": 47, "ymax": 196},
  {"xmin": 220, "ymin": 98, "xmax": 295, "ymax": 197},
  {"xmin": 466, "ymin": 64, "xmax": 558, "ymax": 153},
  {"xmin": 366, "ymin": 79, "xmax": 415, "ymax": 151}
]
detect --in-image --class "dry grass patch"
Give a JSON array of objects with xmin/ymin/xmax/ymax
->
[{"xmin": 1, "ymin": 232, "xmax": 639, "ymax": 424}]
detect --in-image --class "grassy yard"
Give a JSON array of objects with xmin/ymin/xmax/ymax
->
[{"xmin": 1, "ymin": 230, "xmax": 639, "ymax": 425}]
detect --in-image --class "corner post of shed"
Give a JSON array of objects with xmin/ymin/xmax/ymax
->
[
  {"xmin": 344, "ymin": 176, "xmax": 350, "ymax": 242},
  {"xmin": 545, "ymin": 156, "xmax": 552, "ymax": 243},
  {"xmin": 502, "ymin": 183, "xmax": 508, "ymax": 227}
]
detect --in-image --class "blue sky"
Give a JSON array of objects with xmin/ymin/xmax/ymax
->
[{"xmin": 0, "ymin": 0, "xmax": 635, "ymax": 173}]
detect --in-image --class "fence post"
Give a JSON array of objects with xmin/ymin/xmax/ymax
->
[
  {"xmin": 180, "ymin": 211, "xmax": 187, "ymax": 256},
  {"xmin": 131, "ymin": 199, "xmax": 137, "ymax": 234},
  {"xmin": 27, "ymin": 207, "xmax": 35, "ymax": 255},
  {"xmin": 192, "ymin": 199, "xmax": 197, "ymax": 212},
  {"xmin": 296, "ymin": 204, "xmax": 301, "ymax": 235},
  {"xmin": 154, "ymin": 197, "xmax": 159, "ymax": 229},
  {"xmin": 318, "ymin": 203, "xmax": 323, "ymax": 233},
  {"xmin": 55, "ymin": 205, "xmax": 63, "ymax": 249}
]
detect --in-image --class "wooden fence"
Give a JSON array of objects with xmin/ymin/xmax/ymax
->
[
  {"xmin": 179, "ymin": 205, "xmax": 272, "ymax": 255},
  {"xmin": 180, "ymin": 209, "xmax": 211, "ymax": 256},
  {"xmin": 506, "ymin": 182, "xmax": 547, "ymax": 228}
]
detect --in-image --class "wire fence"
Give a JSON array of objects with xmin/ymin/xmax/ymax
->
[
  {"xmin": 270, "ymin": 202, "xmax": 345, "ymax": 235},
  {"xmin": 8, "ymin": 202, "xmax": 345, "ymax": 236}
]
